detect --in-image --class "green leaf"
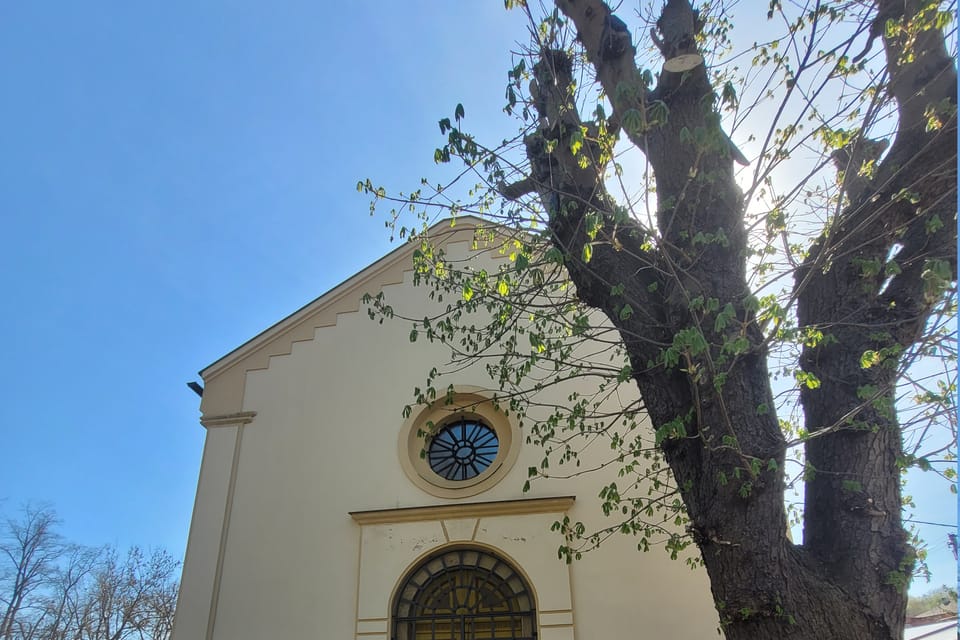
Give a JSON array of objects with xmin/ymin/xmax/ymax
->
[
  {"xmin": 569, "ymin": 127, "xmax": 584, "ymax": 156},
  {"xmin": 462, "ymin": 283, "xmax": 474, "ymax": 301},
  {"xmin": 721, "ymin": 81, "xmax": 738, "ymax": 110},
  {"xmin": 545, "ymin": 247, "xmax": 564, "ymax": 264},
  {"xmin": 714, "ymin": 303, "xmax": 736, "ymax": 332},
  {"xmin": 621, "ymin": 109, "xmax": 644, "ymax": 135},
  {"xmin": 582, "ymin": 244, "xmax": 593, "ymax": 263},
  {"xmin": 795, "ymin": 370, "xmax": 821, "ymax": 389},
  {"xmin": 648, "ymin": 100, "xmax": 669, "ymax": 126}
]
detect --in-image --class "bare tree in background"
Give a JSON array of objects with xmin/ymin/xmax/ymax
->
[
  {"xmin": 26, "ymin": 546, "xmax": 100, "ymax": 640},
  {"xmin": 72, "ymin": 547, "xmax": 178, "ymax": 640},
  {"xmin": 0, "ymin": 507, "xmax": 64, "ymax": 640},
  {"xmin": 0, "ymin": 507, "xmax": 178, "ymax": 640}
]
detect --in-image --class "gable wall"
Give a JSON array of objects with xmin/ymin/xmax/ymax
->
[{"xmin": 173, "ymin": 227, "xmax": 720, "ymax": 640}]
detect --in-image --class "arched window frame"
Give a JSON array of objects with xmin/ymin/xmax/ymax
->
[{"xmin": 392, "ymin": 547, "xmax": 537, "ymax": 640}]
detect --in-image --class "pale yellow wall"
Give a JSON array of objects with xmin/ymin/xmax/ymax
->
[
  {"xmin": 173, "ymin": 227, "xmax": 720, "ymax": 640},
  {"xmin": 171, "ymin": 424, "xmax": 240, "ymax": 640},
  {"xmin": 354, "ymin": 511, "xmax": 575, "ymax": 640}
]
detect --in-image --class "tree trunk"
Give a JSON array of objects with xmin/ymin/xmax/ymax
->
[{"xmin": 504, "ymin": 0, "xmax": 958, "ymax": 637}]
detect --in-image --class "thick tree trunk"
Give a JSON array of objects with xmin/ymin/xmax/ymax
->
[
  {"xmin": 502, "ymin": 0, "xmax": 957, "ymax": 637},
  {"xmin": 795, "ymin": 1, "xmax": 957, "ymax": 633}
]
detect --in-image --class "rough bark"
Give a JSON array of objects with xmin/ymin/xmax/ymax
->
[
  {"xmin": 796, "ymin": 0, "xmax": 957, "ymax": 633},
  {"xmin": 501, "ymin": 0, "xmax": 956, "ymax": 637}
]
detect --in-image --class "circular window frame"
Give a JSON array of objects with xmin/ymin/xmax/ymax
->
[{"xmin": 398, "ymin": 389, "xmax": 521, "ymax": 498}]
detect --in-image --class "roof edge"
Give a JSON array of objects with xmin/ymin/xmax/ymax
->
[{"xmin": 199, "ymin": 215, "xmax": 490, "ymax": 381}]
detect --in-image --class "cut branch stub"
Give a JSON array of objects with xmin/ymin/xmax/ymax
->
[{"xmin": 651, "ymin": 0, "xmax": 704, "ymax": 68}]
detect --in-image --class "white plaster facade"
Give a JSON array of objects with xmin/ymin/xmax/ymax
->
[{"xmin": 171, "ymin": 217, "xmax": 719, "ymax": 640}]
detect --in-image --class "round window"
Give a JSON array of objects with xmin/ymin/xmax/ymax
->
[
  {"xmin": 427, "ymin": 419, "xmax": 499, "ymax": 481},
  {"xmin": 397, "ymin": 390, "xmax": 521, "ymax": 498}
]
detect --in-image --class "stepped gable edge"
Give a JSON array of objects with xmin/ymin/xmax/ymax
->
[{"xmin": 197, "ymin": 216, "xmax": 492, "ymax": 418}]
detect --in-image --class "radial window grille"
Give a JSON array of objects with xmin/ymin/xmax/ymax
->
[
  {"xmin": 393, "ymin": 548, "xmax": 536, "ymax": 640},
  {"xmin": 427, "ymin": 420, "xmax": 499, "ymax": 481}
]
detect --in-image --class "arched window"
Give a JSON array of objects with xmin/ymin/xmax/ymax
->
[{"xmin": 393, "ymin": 548, "xmax": 536, "ymax": 640}]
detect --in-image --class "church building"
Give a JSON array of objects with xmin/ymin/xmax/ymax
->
[{"xmin": 171, "ymin": 217, "xmax": 718, "ymax": 639}]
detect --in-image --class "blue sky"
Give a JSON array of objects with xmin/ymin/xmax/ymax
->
[
  {"xmin": 0, "ymin": 0, "xmax": 525, "ymax": 554},
  {"xmin": 0, "ymin": 2, "xmax": 953, "ymax": 595}
]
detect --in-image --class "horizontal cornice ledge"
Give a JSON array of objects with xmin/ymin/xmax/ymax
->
[
  {"xmin": 200, "ymin": 411, "xmax": 257, "ymax": 428},
  {"xmin": 349, "ymin": 496, "xmax": 576, "ymax": 525}
]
